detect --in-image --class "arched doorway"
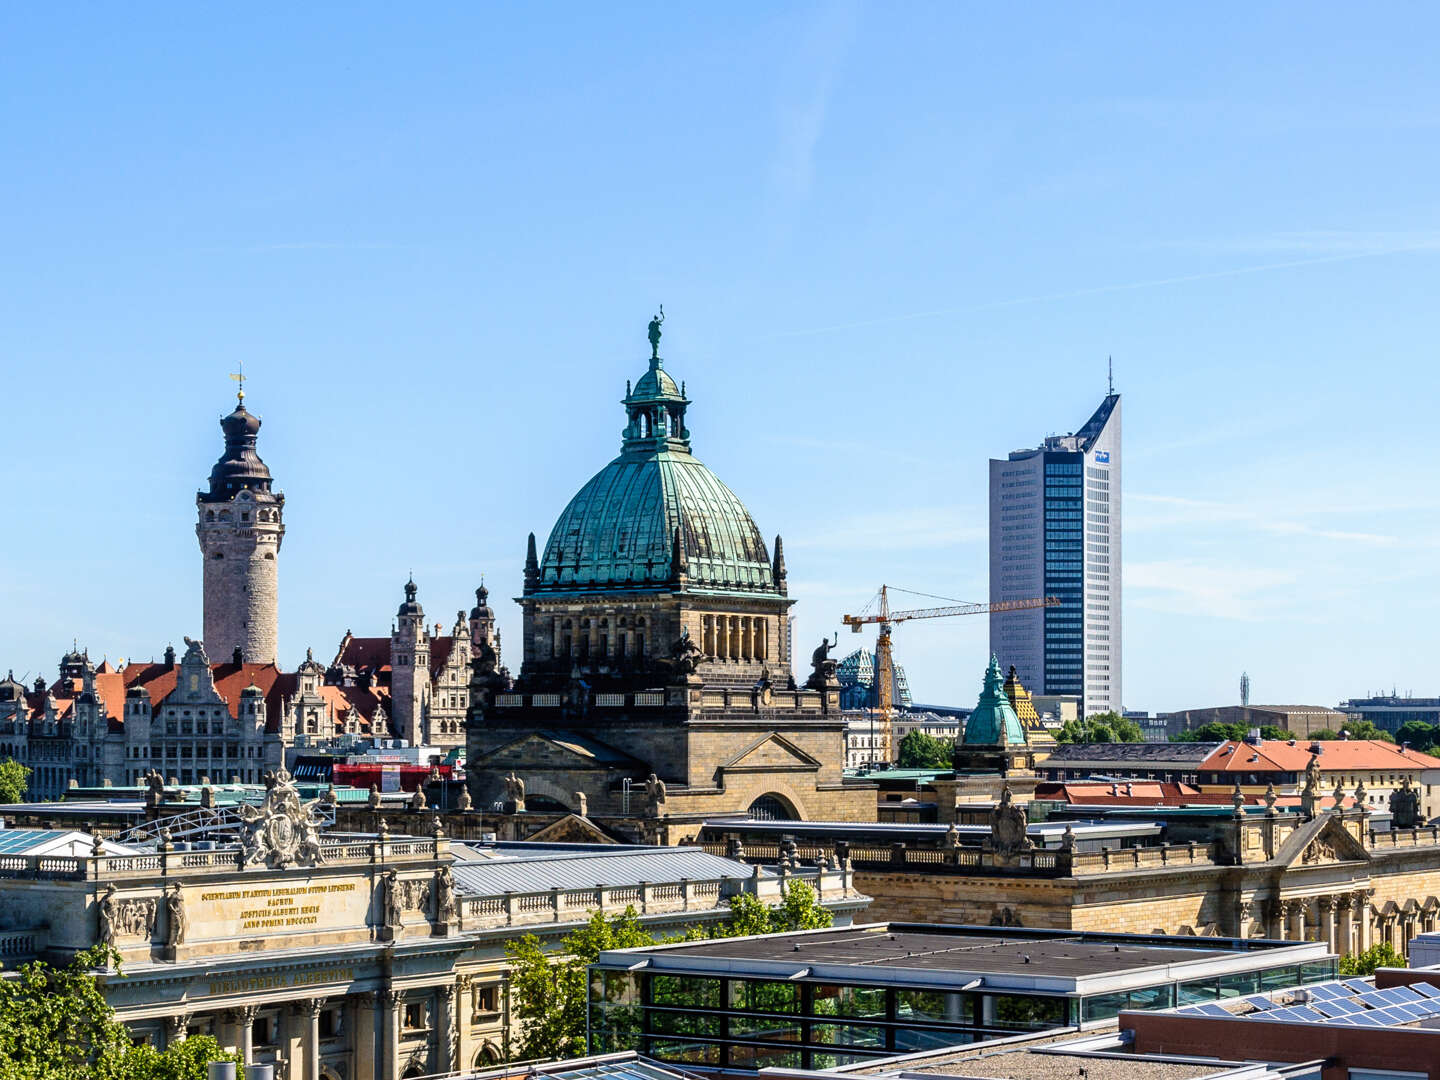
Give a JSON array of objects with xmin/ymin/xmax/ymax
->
[{"xmin": 747, "ymin": 793, "xmax": 797, "ymax": 821}]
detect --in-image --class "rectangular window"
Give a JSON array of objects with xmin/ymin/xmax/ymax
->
[
  {"xmin": 649, "ymin": 975, "xmax": 722, "ymax": 1009},
  {"xmin": 809, "ymin": 984, "xmax": 886, "ymax": 1020},
  {"xmin": 896, "ymin": 990, "xmax": 973, "ymax": 1025},
  {"xmin": 990, "ymin": 995, "xmax": 1066, "ymax": 1029},
  {"xmin": 806, "ymin": 1022, "xmax": 886, "ymax": 1049},
  {"xmin": 730, "ymin": 980, "xmax": 800, "ymax": 1014}
]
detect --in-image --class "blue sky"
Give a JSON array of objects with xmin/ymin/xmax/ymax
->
[{"xmin": 3, "ymin": 3, "xmax": 1439, "ymax": 712}]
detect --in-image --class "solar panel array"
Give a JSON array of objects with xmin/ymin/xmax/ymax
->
[{"xmin": 1176, "ymin": 979, "xmax": 1440, "ymax": 1028}]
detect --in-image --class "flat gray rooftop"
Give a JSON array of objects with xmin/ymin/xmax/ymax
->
[{"xmin": 654, "ymin": 928, "xmax": 1235, "ymax": 978}]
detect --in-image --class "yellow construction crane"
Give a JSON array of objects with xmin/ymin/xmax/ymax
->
[{"xmin": 841, "ymin": 585, "xmax": 1058, "ymax": 764}]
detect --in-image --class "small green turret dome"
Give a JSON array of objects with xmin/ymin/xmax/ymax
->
[
  {"xmin": 962, "ymin": 655, "xmax": 1028, "ymax": 746},
  {"xmin": 536, "ymin": 328, "xmax": 776, "ymax": 596}
]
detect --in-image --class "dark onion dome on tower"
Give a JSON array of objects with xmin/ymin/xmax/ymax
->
[
  {"xmin": 397, "ymin": 577, "xmax": 423, "ymax": 617},
  {"xmin": 536, "ymin": 322, "xmax": 777, "ymax": 595},
  {"xmin": 470, "ymin": 582, "xmax": 494, "ymax": 621},
  {"xmin": 200, "ymin": 401, "xmax": 277, "ymax": 502}
]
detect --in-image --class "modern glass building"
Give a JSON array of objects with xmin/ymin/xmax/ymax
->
[
  {"xmin": 989, "ymin": 392, "xmax": 1121, "ymax": 716},
  {"xmin": 587, "ymin": 924, "xmax": 1332, "ymax": 1072}
]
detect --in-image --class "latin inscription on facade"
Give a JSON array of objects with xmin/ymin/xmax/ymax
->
[{"xmin": 199, "ymin": 883, "xmax": 358, "ymax": 932}]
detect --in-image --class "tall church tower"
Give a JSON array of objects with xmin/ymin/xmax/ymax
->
[
  {"xmin": 390, "ymin": 578, "xmax": 430, "ymax": 742},
  {"xmin": 196, "ymin": 386, "xmax": 285, "ymax": 663}
]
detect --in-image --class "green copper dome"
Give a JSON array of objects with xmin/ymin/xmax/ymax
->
[
  {"xmin": 962, "ymin": 655, "xmax": 1028, "ymax": 746},
  {"xmin": 536, "ymin": 341, "xmax": 777, "ymax": 596}
]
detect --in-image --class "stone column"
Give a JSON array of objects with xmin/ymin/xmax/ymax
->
[
  {"xmin": 350, "ymin": 993, "xmax": 377, "ymax": 1080},
  {"xmin": 1356, "ymin": 892, "xmax": 1373, "ymax": 951},
  {"xmin": 438, "ymin": 986, "xmax": 457, "ymax": 1074},
  {"xmin": 1288, "ymin": 898, "xmax": 1307, "ymax": 941},
  {"xmin": 1272, "ymin": 900, "xmax": 1290, "ymax": 940},
  {"xmin": 380, "ymin": 989, "xmax": 402, "ymax": 1080},
  {"xmin": 303, "ymin": 998, "xmax": 325, "ymax": 1080},
  {"xmin": 165, "ymin": 1013, "xmax": 191, "ymax": 1048},
  {"xmin": 454, "ymin": 977, "xmax": 474, "ymax": 1073},
  {"xmin": 1319, "ymin": 897, "xmax": 1337, "ymax": 953},
  {"xmin": 237, "ymin": 1006, "xmax": 259, "ymax": 1065},
  {"xmin": 282, "ymin": 1008, "xmax": 305, "ymax": 1080},
  {"xmin": 1339, "ymin": 896, "xmax": 1355, "ymax": 958}
]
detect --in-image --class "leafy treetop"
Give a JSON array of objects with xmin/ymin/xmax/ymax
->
[
  {"xmin": 896, "ymin": 730, "xmax": 953, "ymax": 769},
  {"xmin": 1055, "ymin": 711, "xmax": 1143, "ymax": 744}
]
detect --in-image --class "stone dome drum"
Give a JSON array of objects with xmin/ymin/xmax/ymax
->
[{"xmin": 537, "ymin": 351, "xmax": 777, "ymax": 595}]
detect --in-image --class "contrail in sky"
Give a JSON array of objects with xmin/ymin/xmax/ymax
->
[{"xmin": 771, "ymin": 244, "xmax": 1435, "ymax": 339}]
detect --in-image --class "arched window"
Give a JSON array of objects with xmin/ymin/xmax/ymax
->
[{"xmin": 748, "ymin": 793, "xmax": 797, "ymax": 821}]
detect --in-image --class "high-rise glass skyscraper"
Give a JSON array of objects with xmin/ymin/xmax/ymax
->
[{"xmin": 989, "ymin": 392, "xmax": 1120, "ymax": 716}]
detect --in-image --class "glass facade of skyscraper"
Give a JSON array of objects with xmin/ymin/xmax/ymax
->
[{"xmin": 989, "ymin": 394, "xmax": 1121, "ymax": 715}]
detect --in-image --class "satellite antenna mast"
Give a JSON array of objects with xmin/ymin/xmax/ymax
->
[
  {"xmin": 1108, "ymin": 356, "xmax": 1114, "ymax": 396},
  {"xmin": 1240, "ymin": 671, "xmax": 1251, "ymax": 707}
]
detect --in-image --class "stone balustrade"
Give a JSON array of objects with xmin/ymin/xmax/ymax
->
[
  {"xmin": 706, "ymin": 819, "xmax": 1440, "ymax": 881},
  {"xmin": 456, "ymin": 867, "xmax": 852, "ymax": 932},
  {"xmin": 0, "ymin": 836, "xmax": 449, "ymax": 883}
]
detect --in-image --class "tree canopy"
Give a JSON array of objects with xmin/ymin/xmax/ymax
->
[
  {"xmin": 896, "ymin": 730, "xmax": 954, "ymax": 769},
  {"xmin": 1338, "ymin": 718, "xmax": 1396, "ymax": 743},
  {"xmin": 0, "ymin": 759, "xmax": 30, "ymax": 805},
  {"xmin": 0, "ymin": 945, "xmax": 240, "ymax": 1080},
  {"xmin": 505, "ymin": 907, "xmax": 654, "ymax": 1062},
  {"xmin": 507, "ymin": 881, "xmax": 834, "ymax": 1061},
  {"xmin": 1172, "ymin": 722, "xmax": 1290, "ymax": 743},
  {"xmin": 1338, "ymin": 942, "xmax": 1405, "ymax": 976},
  {"xmin": 1395, "ymin": 720, "xmax": 1439, "ymax": 752},
  {"xmin": 1055, "ymin": 711, "xmax": 1143, "ymax": 744}
]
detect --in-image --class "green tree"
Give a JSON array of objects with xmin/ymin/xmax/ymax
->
[
  {"xmin": 1309, "ymin": 728, "xmax": 1339, "ymax": 741},
  {"xmin": 1340, "ymin": 718, "xmax": 1396, "ymax": 743},
  {"xmin": 1338, "ymin": 942, "xmax": 1406, "ymax": 976},
  {"xmin": 896, "ymin": 730, "xmax": 953, "ymax": 769},
  {"xmin": 505, "ymin": 907, "xmax": 654, "ymax": 1062},
  {"xmin": 1395, "ymin": 720, "xmax": 1439, "ymax": 752},
  {"xmin": 0, "ymin": 759, "xmax": 30, "ymax": 804},
  {"xmin": 1056, "ymin": 711, "xmax": 1143, "ymax": 744},
  {"xmin": 1171, "ymin": 722, "xmax": 1292, "ymax": 743},
  {"xmin": 714, "ymin": 880, "xmax": 833, "ymax": 938},
  {"xmin": 0, "ymin": 945, "xmax": 240, "ymax": 1079}
]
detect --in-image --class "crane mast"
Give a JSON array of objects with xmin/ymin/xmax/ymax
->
[{"xmin": 841, "ymin": 586, "xmax": 1057, "ymax": 766}]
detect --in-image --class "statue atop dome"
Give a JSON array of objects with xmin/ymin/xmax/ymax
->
[{"xmin": 648, "ymin": 305, "xmax": 664, "ymax": 359}]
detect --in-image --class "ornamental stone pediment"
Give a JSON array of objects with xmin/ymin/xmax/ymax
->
[
  {"xmin": 470, "ymin": 731, "xmax": 642, "ymax": 772},
  {"xmin": 719, "ymin": 732, "xmax": 821, "ymax": 772},
  {"xmin": 1278, "ymin": 815, "xmax": 1370, "ymax": 870}
]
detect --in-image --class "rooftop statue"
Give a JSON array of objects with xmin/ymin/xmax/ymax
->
[
  {"xmin": 670, "ymin": 627, "xmax": 704, "ymax": 676},
  {"xmin": 648, "ymin": 306, "xmax": 664, "ymax": 359},
  {"xmin": 988, "ymin": 784, "xmax": 1033, "ymax": 858},
  {"xmin": 237, "ymin": 765, "xmax": 328, "ymax": 869},
  {"xmin": 806, "ymin": 634, "xmax": 839, "ymax": 690}
]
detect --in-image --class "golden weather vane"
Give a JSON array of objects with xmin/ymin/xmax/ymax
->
[{"xmin": 228, "ymin": 360, "xmax": 245, "ymax": 403}]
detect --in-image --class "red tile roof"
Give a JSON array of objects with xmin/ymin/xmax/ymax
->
[
  {"xmin": 333, "ymin": 634, "xmax": 390, "ymax": 675},
  {"xmin": 1035, "ymin": 781, "xmax": 1359, "ymax": 809},
  {"xmin": 1200, "ymin": 739, "xmax": 1440, "ymax": 774}
]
